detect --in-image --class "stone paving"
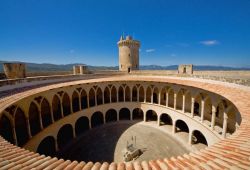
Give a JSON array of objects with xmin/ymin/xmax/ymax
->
[{"xmin": 57, "ymin": 121, "xmax": 190, "ymax": 163}]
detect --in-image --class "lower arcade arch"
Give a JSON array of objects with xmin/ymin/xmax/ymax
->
[
  {"xmin": 105, "ymin": 109, "xmax": 117, "ymax": 122},
  {"xmin": 0, "ymin": 114, "xmax": 14, "ymax": 144},
  {"xmin": 57, "ymin": 124, "xmax": 74, "ymax": 150},
  {"xmin": 28, "ymin": 102, "xmax": 41, "ymax": 136},
  {"xmin": 146, "ymin": 110, "xmax": 158, "ymax": 122},
  {"xmin": 15, "ymin": 108, "xmax": 29, "ymax": 146},
  {"xmin": 119, "ymin": 108, "xmax": 130, "ymax": 120},
  {"xmin": 191, "ymin": 130, "xmax": 208, "ymax": 146},
  {"xmin": 37, "ymin": 136, "xmax": 56, "ymax": 157},
  {"xmin": 175, "ymin": 119, "xmax": 189, "ymax": 133},
  {"xmin": 41, "ymin": 98, "xmax": 52, "ymax": 128},
  {"xmin": 91, "ymin": 111, "xmax": 104, "ymax": 128},
  {"xmin": 132, "ymin": 108, "xmax": 144, "ymax": 120},
  {"xmin": 75, "ymin": 116, "xmax": 90, "ymax": 137},
  {"xmin": 160, "ymin": 113, "xmax": 172, "ymax": 126}
]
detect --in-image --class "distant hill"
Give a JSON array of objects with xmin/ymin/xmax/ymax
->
[{"xmin": 0, "ymin": 61, "xmax": 249, "ymax": 72}]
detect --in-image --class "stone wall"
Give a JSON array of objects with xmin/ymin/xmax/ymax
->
[{"xmin": 3, "ymin": 63, "xmax": 26, "ymax": 79}]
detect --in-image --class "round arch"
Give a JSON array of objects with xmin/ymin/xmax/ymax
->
[
  {"xmin": 160, "ymin": 113, "xmax": 172, "ymax": 126},
  {"xmin": 139, "ymin": 86, "xmax": 144, "ymax": 102},
  {"xmin": 105, "ymin": 109, "xmax": 117, "ymax": 122},
  {"xmin": 57, "ymin": 124, "xmax": 73, "ymax": 150},
  {"xmin": 96, "ymin": 87, "xmax": 103, "ymax": 105},
  {"xmin": 119, "ymin": 108, "xmax": 130, "ymax": 120},
  {"xmin": 75, "ymin": 116, "xmax": 89, "ymax": 136},
  {"xmin": 72, "ymin": 91, "xmax": 80, "ymax": 113},
  {"xmin": 132, "ymin": 108, "xmax": 143, "ymax": 120},
  {"xmin": 111, "ymin": 86, "xmax": 117, "ymax": 103},
  {"xmin": 146, "ymin": 110, "xmax": 157, "ymax": 122},
  {"xmin": 15, "ymin": 107, "xmax": 29, "ymax": 146},
  {"xmin": 91, "ymin": 111, "xmax": 104, "ymax": 128},
  {"xmin": 81, "ymin": 89, "xmax": 88, "ymax": 109},
  {"xmin": 191, "ymin": 130, "xmax": 208, "ymax": 146},
  {"xmin": 104, "ymin": 87, "xmax": 110, "ymax": 104},
  {"xmin": 132, "ymin": 86, "xmax": 137, "ymax": 102},
  {"xmin": 118, "ymin": 86, "xmax": 124, "ymax": 102},
  {"xmin": 37, "ymin": 136, "xmax": 56, "ymax": 157},
  {"xmin": 62, "ymin": 93, "xmax": 71, "ymax": 116},
  {"xmin": 0, "ymin": 114, "xmax": 14, "ymax": 144},
  {"xmin": 89, "ymin": 88, "xmax": 96, "ymax": 107},
  {"xmin": 175, "ymin": 119, "xmax": 189, "ymax": 133}
]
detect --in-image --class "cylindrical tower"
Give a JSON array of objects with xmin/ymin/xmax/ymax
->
[{"xmin": 118, "ymin": 35, "xmax": 140, "ymax": 72}]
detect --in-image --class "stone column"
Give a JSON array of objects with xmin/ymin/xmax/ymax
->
[
  {"xmin": 87, "ymin": 94, "xmax": 90, "ymax": 108},
  {"xmin": 157, "ymin": 115, "xmax": 160, "ymax": 126},
  {"xmin": 55, "ymin": 138, "xmax": 59, "ymax": 151},
  {"xmin": 143, "ymin": 113, "xmax": 146, "ymax": 122},
  {"xmin": 211, "ymin": 105, "xmax": 216, "ymax": 130},
  {"xmin": 39, "ymin": 108, "xmax": 44, "ymax": 130},
  {"xmin": 117, "ymin": 90, "xmax": 119, "ymax": 102},
  {"xmin": 50, "ymin": 107, "xmax": 54, "ymax": 123},
  {"xmin": 12, "ymin": 126, "xmax": 17, "ymax": 146},
  {"xmin": 117, "ymin": 112, "xmax": 120, "ymax": 121},
  {"xmin": 130, "ymin": 88, "xmax": 133, "ymax": 102},
  {"xmin": 95, "ymin": 91, "xmax": 97, "ymax": 106},
  {"xmin": 166, "ymin": 92, "xmax": 169, "ymax": 107},
  {"xmin": 60, "ymin": 99, "xmax": 64, "ymax": 118},
  {"xmin": 70, "ymin": 97, "xmax": 73, "ymax": 114},
  {"xmin": 172, "ymin": 121, "xmax": 176, "ymax": 134},
  {"xmin": 182, "ymin": 94, "xmax": 186, "ymax": 113},
  {"xmin": 191, "ymin": 97, "xmax": 195, "ymax": 117},
  {"xmin": 130, "ymin": 112, "xmax": 133, "ymax": 121},
  {"xmin": 26, "ymin": 119, "xmax": 32, "ymax": 139},
  {"xmin": 151, "ymin": 90, "xmax": 153, "ymax": 103},
  {"xmin": 73, "ymin": 127, "xmax": 76, "ymax": 138},
  {"xmin": 188, "ymin": 131, "xmax": 192, "ymax": 145},
  {"xmin": 79, "ymin": 96, "xmax": 82, "ymax": 110},
  {"xmin": 144, "ymin": 88, "xmax": 146, "ymax": 103},
  {"xmin": 222, "ymin": 112, "xmax": 228, "ymax": 138},
  {"xmin": 200, "ymin": 100, "xmax": 205, "ymax": 122},
  {"xmin": 158, "ymin": 91, "xmax": 161, "ymax": 105},
  {"xmin": 102, "ymin": 91, "xmax": 105, "ymax": 105},
  {"xmin": 174, "ymin": 93, "xmax": 177, "ymax": 110},
  {"xmin": 109, "ymin": 88, "xmax": 112, "ymax": 103}
]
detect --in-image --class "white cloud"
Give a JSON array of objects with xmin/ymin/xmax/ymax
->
[
  {"xmin": 70, "ymin": 49, "xmax": 75, "ymax": 53},
  {"xmin": 200, "ymin": 40, "xmax": 219, "ymax": 46},
  {"xmin": 145, "ymin": 49, "xmax": 155, "ymax": 53}
]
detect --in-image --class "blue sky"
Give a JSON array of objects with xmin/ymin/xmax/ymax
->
[{"xmin": 0, "ymin": 0, "xmax": 250, "ymax": 67}]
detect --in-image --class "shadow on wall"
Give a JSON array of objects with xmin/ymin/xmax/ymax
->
[{"xmin": 56, "ymin": 120, "xmax": 141, "ymax": 163}]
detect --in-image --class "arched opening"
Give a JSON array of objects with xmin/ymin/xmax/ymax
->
[
  {"xmin": 194, "ymin": 94, "xmax": 202, "ymax": 117},
  {"xmin": 81, "ymin": 89, "xmax": 88, "ymax": 109},
  {"xmin": 104, "ymin": 87, "xmax": 110, "ymax": 104},
  {"xmin": 91, "ymin": 111, "xmax": 104, "ymax": 128},
  {"xmin": 75, "ymin": 116, "xmax": 89, "ymax": 136},
  {"xmin": 160, "ymin": 87, "xmax": 167, "ymax": 105},
  {"xmin": 96, "ymin": 87, "xmax": 103, "ymax": 105},
  {"xmin": 105, "ymin": 109, "xmax": 117, "ymax": 122},
  {"xmin": 111, "ymin": 86, "xmax": 117, "ymax": 103},
  {"xmin": 204, "ymin": 97, "xmax": 212, "ymax": 122},
  {"xmin": 175, "ymin": 119, "xmax": 189, "ymax": 133},
  {"xmin": 72, "ymin": 91, "xmax": 80, "ymax": 113},
  {"xmin": 132, "ymin": 108, "xmax": 143, "ymax": 120},
  {"xmin": 41, "ymin": 98, "xmax": 52, "ymax": 128},
  {"xmin": 215, "ymin": 101, "xmax": 225, "ymax": 127},
  {"xmin": 176, "ymin": 89, "xmax": 183, "ymax": 110},
  {"xmin": 125, "ymin": 86, "xmax": 130, "ymax": 102},
  {"xmin": 89, "ymin": 88, "xmax": 95, "ymax": 107},
  {"xmin": 0, "ymin": 114, "xmax": 14, "ymax": 144},
  {"xmin": 118, "ymin": 86, "xmax": 124, "ymax": 102},
  {"xmin": 184, "ymin": 92, "xmax": 191, "ymax": 113},
  {"xmin": 139, "ymin": 86, "xmax": 144, "ymax": 102},
  {"xmin": 119, "ymin": 108, "xmax": 130, "ymax": 120},
  {"xmin": 62, "ymin": 93, "xmax": 71, "ymax": 116},
  {"xmin": 153, "ymin": 87, "xmax": 159, "ymax": 104},
  {"xmin": 52, "ymin": 95, "xmax": 62, "ymax": 121},
  {"xmin": 29, "ymin": 102, "xmax": 41, "ymax": 136},
  {"xmin": 146, "ymin": 110, "xmax": 157, "ymax": 122},
  {"xmin": 168, "ymin": 89, "xmax": 174, "ymax": 108},
  {"xmin": 57, "ymin": 124, "xmax": 73, "ymax": 150},
  {"xmin": 15, "ymin": 108, "xmax": 29, "ymax": 146},
  {"xmin": 227, "ymin": 106, "xmax": 237, "ymax": 134},
  {"xmin": 146, "ymin": 86, "xmax": 152, "ymax": 103},
  {"xmin": 132, "ymin": 86, "xmax": 137, "ymax": 102},
  {"xmin": 191, "ymin": 130, "xmax": 208, "ymax": 146},
  {"xmin": 37, "ymin": 136, "xmax": 56, "ymax": 157},
  {"xmin": 160, "ymin": 113, "xmax": 172, "ymax": 126}
]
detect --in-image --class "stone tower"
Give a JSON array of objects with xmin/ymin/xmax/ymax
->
[{"xmin": 118, "ymin": 35, "xmax": 140, "ymax": 72}]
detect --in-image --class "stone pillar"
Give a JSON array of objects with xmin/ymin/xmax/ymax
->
[
  {"xmin": 200, "ymin": 100, "xmax": 205, "ymax": 122},
  {"xmin": 144, "ymin": 89, "xmax": 146, "ymax": 103},
  {"xmin": 151, "ymin": 90, "xmax": 153, "ymax": 103},
  {"xmin": 117, "ymin": 90, "xmax": 119, "ymax": 102},
  {"xmin": 117, "ymin": 112, "xmax": 120, "ymax": 121},
  {"xmin": 55, "ymin": 138, "xmax": 59, "ymax": 151},
  {"xmin": 157, "ymin": 116, "xmax": 160, "ymax": 126},
  {"xmin": 158, "ymin": 92, "xmax": 161, "ymax": 105},
  {"xmin": 39, "ymin": 108, "xmax": 44, "ymax": 130},
  {"xmin": 73, "ymin": 127, "xmax": 76, "ymax": 138},
  {"xmin": 174, "ymin": 93, "xmax": 177, "ymax": 110},
  {"xmin": 60, "ymin": 99, "xmax": 64, "ymax": 118},
  {"xmin": 222, "ymin": 112, "xmax": 228, "ymax": 138},
  {"xmin": 130, "ymin": 88, "xmax": 133, "ymax": 102},
  {"xmin": 191, "ymin": 97, "xmax": 195, "ymax": 117},
  {"xmin": 143, "ymin": 113, "xmax": 146, "ymax": 122},
  {"xmin": 166, "ymin": 92, "xmax": 169, "ymax": 107},
  {"xmin": 182, "ymin": 94, "xmax": 186, "ymax": 113},
  {"xmin": 109, "ymin": 89, "xmax": 112, "ymax": 103},
  {"xmin": 50, "ymin": 107, "xmax": 54, "ymax": 123},
  {"xmin": 26, "ymin": 119, "xmax": 32, "ymax": 139},
  {"xmin": 130, "ymin": 112, "xmax": 133, "ymax": 121},
  {"xmin": 172, "ymin": 121, "xmax": 176, "ymax": 134},
  {"xmin": 70, "ymin": 97, "xmax": 73, "ymax": 114},
  {"xmin": 95, "ymin": 91, "xmax": 97, "ymax": 106},
  {"xmin": 102, "ymin": 92, "xmax": 105, "ymax": 105},
  {"xmin": 79, "ymin": 96, "xmax": 82, "ymax": 110},
  {"xmin": 12, "ymin": 126, "xmax": 17, "ymax": 146},
  {"xmin": 211, "ymin": 105, "xmax": 216, "ymax": 130},
  {"xmin": 188, "ymin": 131, "xmax": 192, "ymax": 145}
]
